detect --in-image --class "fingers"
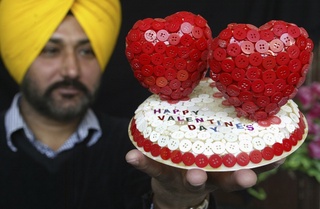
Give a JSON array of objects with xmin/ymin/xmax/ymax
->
[{"xmin": 125, "ymin": 149, "xmax": 167, "ymax": 179}]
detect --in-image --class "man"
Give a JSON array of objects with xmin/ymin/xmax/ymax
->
[{"xmin": 0, "ymin": 1, "xmax": 281, "ymax": 208}]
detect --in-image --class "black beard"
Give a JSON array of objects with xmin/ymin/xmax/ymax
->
[{"xmin": 20, "ymin": 76, "xmax": 97, "ymax": 122}]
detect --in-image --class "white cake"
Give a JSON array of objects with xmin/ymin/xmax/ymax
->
[{"xmin": 129, "ymin": 78, "xmax": 307, "ymax": 171}]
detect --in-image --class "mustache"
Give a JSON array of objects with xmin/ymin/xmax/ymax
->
[{"xmin": 45, "ymin": 79, "xmax": 89, "ymax": 96}]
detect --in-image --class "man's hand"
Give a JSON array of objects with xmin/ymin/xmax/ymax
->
[{"xmin": 126, "ymin": 149, "xmax": 284, "ymax": 209}]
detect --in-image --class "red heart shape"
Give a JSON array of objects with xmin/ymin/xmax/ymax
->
[
  {"xmin": 209, "ymin": 20, "xmax": 314, "ymax": 121},
  {"xmin": 125, "ymin": 11, "xmax": 212, "ymax": 102}
]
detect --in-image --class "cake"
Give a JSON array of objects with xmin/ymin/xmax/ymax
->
[{"xmin": 125, "ymin": 11, "xmax": 313, "ymax": 171}]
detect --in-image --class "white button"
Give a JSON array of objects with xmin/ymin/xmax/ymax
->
[
  {"xmin": 151, "ymin": 120, "xmax": 163, "ymax": 127},
  {"xmin": 136, "ymin": 119, "xmax": 147, "ymax": 132},
  {"xmin": 212, "ymin": 141, "xmax": 226, "ymax": 154},
  {"xmin": 238, "ymin": 133, "xmax": 253, "ymax": 141},
  {"xmin": 203, "ymin": 143, "xmax": 214, "ymax": 155},
  {"xmin": 275, "ymin": 132, "xmax": 286, "ymax": 143},
  {"xmin": 252, "ymin": 137, "xmax": 266, "ymax": 150},
  {"xmin": 289, "ymin": 112, "xmax": 300, "ymax": 123},
  {"xmin": 263, "ymin": 133, "xmax": 276, "ymax": 145},
  {"xmin": 168, "ymin": 138, "xmax": 180, "ymax": 150},
  {"xmin": 144, "ymin": 29, "xmax": 157, "ymax": 42},
  {"xmin": 286, "ymin": 124, "xmax": 296, "ymax": 133},
  {"xmin": 155, "ymin": 124, "xmax": 167, "ymax": 133},
  {"xmin": 192, "ymin": 141, "xmax": 205, "ymax": 154},
  {"xmin": 181, "ymin": 22, "xmax": 193, "ymax": 34},
  {"xmin": 280, "ymin": 33, "xmax": 295, "ymax": 46},
  {"xmin": 224, "ymin": 133, "xmax": 238, "ymax": 142},
  {"xmin": 158, "ymin": 136, "xmax": 169, "ymax": 147},
  {"xmin": 156, "ymin": 29, "xmax": 169, "ymax": 41},
  {"xmin": 172, "ymin": 131, "xmax": 185, "ymax": 139},
  {"xmin": 239, "ymin": 140, "xmax": 253, "ymax": 152},
  {"xmin": 185, "ymin": 131, "xmax": 198, "ymax": 139},
  {"xmin": 143, "ymin": 127, "xmax": 152, "ymax": 138},
  {"xmin": 179, "ymin": 139, "xmax": 192, "ymax": 152},
  {"xmin": 226, "ymin": 142, "xmax": 240, "ymax": 154},
  {"xmin": 198, "ymin": 132, "xmax": 211, "ymax": 140},
  {"xmin": 281, "ymin": 105, "xmax": 292, "ymax": 113},
  {"xmin": 149, "ymin": 131, "xmax": 160, "ymax": 142}
]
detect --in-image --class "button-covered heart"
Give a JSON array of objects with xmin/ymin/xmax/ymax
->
[
  {"xmin": 209, "ymin": 20, "xmax": 314, "ymax": 121},
  {"xmin": 125, "ymin": 11, "xmax": 212, "ymax": 101}
]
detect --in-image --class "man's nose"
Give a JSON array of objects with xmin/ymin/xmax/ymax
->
[{"xmin": 61, "ymin": 52, "xmax": 80, "ymax": 79}]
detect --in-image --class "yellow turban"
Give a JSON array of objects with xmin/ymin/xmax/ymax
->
[{"xmin": 0, "ymin": 0, "xmax": 121, "ymax": 84}]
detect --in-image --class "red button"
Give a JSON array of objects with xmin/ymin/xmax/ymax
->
[
  {"xmin": 141, "ymin": 65, "xmax": 154, "ymax": 77},
  {"xmin": 283, "ymin": 85, "xmax": 296, "ymax": 97},
  {"xmin": 288, "ymin": 59, "xmax": 302, "ymax": 73},
  {"xmin": 287, "ymin": 73, "xmax": 300, "ymax": 85},
  {"xmin": 168, "ymin": 33, "xmax": 181, "ymax": 45},
  {"xmin": 274, "ymin": 79, "xmax": 286, "ymax": 91},
  {"xmin": 254, "ymin": 111, "xmax": 268, "ymax": 121},
  {"xmin": 178, "ymin": 46, "xmax": 190, "ymax": 58},
  {"xmin": 175, "ymin": 58, "xmax": 187, "ymax": 70},
  {"xmin": 257, "ymin": 119, "xmax": 271, "ymax": 127},
  {"xmin": 262, "ymin": 56, "xmax": 276, "ymax": 70},
  {"xmin": 276, "ymin": 52, "xmax": 290, "ymax": 65},
  {"xmin": 265, "ymin": 103, "xmax": 280, "ymax": 114},
  {"xmin": 195, "ymin": 154, "xmax": 209, "ymax": 168},
  {"xmin": 192, "ymin": 27, "xmax": 204, "ymax": 39},
  {"xmin": 249, "ymin": 150, "xmax": 262, "ymax": 164},
  {"xmin": 208, "ymin": 154, "xmax": 222, "ymax": 168},
  {"xmin": 143, "ymin": 140, "xmax": 152, "ymax": 152},
  {"xmin": 189, "ymin": 49, "xmax": 202, "ymax": 61},
  {"xmin": 180, "ymin": 34, "xmax": 194, "ymax": 46},
  {"xmin": 169, "ymin": 79, "xmax": 181, "ymax": 90},
  {"xmin": 231, "ymin": 68, "xmax": 245, "ymax": 81},
  {"xmin": 151, "ymin": 144, "xmax": 161, "ymax": 157},
  {"xmin": 233, "ymin": 27, "xmax": 247, "ymax": 40},
  {"xmin": 259, "ymin": 29, "xmax": 274, "ymax": 42},
  {"xmin": 272, "ymin": 142, "xmax": 283, "ymax": 156},
  {"xmin": 228, "ymin": 96, "xmax": 242, "ymax": 106},
  {"xmin": 160, "ymin": 86, "xmax": 173, "ymax": 95},
  {"xmin": 249, "ymin": 52, "xmax": 263, "ymax": 66},
  {"xmin": 273, "ymin": 22, "xmax": 287, "ymax": 36},
  {"xmin": 151, "ymin": 53, "xmax": 164, "ymax": 65},
  {"xmin": 171, "ymin": 150, "xmax": 182, "ymax": 164},
  {"xmin": 290, "ymin": 134, "xmax": 298, "ymax": 146},
  {"xmin": 239, "ymin": 91, "xmax": 253, "ymax": 102},
  {"xmin": 256, "ymin": 96, "xmax": 270, "ymax": 107},
  {"xmin": 160, "ymin": 147, "xmax": 171, "ymax": 160},
  {"xmin": 235, "ymin": 55, "xmax": 249, "ymax": 68},
  {"xmin": 195, "ymin": 37, "xmax": 208, "ymax": 51},
  {"xmin": 166, "ymin": 45, "xmax": 178, "ymax": 58},
  {"xmin": 139, "ymin": 54, "xmax": 151, "ymax": 65},
  {"xmin": 238, "ymin": 79, "xmax": 251, "ymax": 91},
  {"xmin": 276, "ymin": 65, "xmax": 290, "ymax": 79},
  {"xmin": 219, "ymin": 28, "xmax": 232, "ymax": 40},
  {"xmin": 246, "ymin": 67, "xmax": 261, "ymax": 80},
  {"xmin": 125, "ymin": 48, "xmax": 134, "ymax": 60},
  {"xmin": 288, "ymin": 25, "xmax": 301, "ymax": 38},
  {"xmin": 129, "ymin": 42, "xmax": 142, "ymax": 54},
  {"xmin": 152, "ymin": 19, "xmax": 165, "ymax": 31},
  {"xmin": 264, "ymin": 83, "xmax": 275, "ymax": 96},
  {"xmin": 226, "ymin": 84, "xmax": 241, "ymax": 96},
  {"xmin": 227, "ymin": 43, "xmax": 241, "ymax": 57},
  {"xmin": 182, "ymin": 152, "xmax": 195, "ymax": 166},
  {"xmin": 213, "ymin": 48, "xmax": 227, "ymax": 61},
  {"xmin": 261, "ymin": 147, "xmax": 274, "ymax": 160},
  {"xmin": 222, "ymin": 154, "xmax": 237, "ymax": 167},
  {"xmin": 156, "ymin": 77, "xmax": 168, "ymax": 87},
  {"xmin": 247, "ymin": 29, "xmax": 260, "ymax": 42},
  {"xmin": 154, "ymin": 41, "xmax": 167, "ymax": 54},
  {"xmin": 242, "ymin": 101, "xmax": 259, "ymax": 113},
  {"xmin": 221, "ymin": 59, "xmax": 235, "ymax": 72},
  {"xmin": 262, "ymin": 69, "xmax": 276, "ymax": 83},
  {"xmin": 187, "ymin": 60, "xmax": 198, "ymax": 72},
  {"xmin": 127, "ymin": 29, "xmax": 142, "ymax": 42},
  {"xmin": 236, "ymin": 152, "xmax": 250, "ymax": 166},
  {"xmin": 219, "ymin": 73, "xmax": 233, "ymax": 86},
  {"xmin": 177, "ymin": 70, "xmax": 189, "ymax": 81},
  {"xmin": 287, "ymin": 45, "xmax": 300, "ymax": 59},
  {"xmin": 299, "ymin": 50, "xmax": 311, "ymax": 64},
  {"xmin": 149, "ymin": 85, "xmax": 161, "ymax": 94},
  {"xmin": 251, "ymin": 79, "xmax": 265, "ymax": 93},
  {"xmin": 163, "ymin": 57, "xmax": 175, "ymax": 68},
  {"xmin": 166, "ymin": 20, "xmax": 181, "ymax": 33},
  {"xmin": 131, "ymin": 59, "xmax": 142, "ymax": 70},
  {"xmin": 153, "ymin": 65, "xmax": 165, "ymax": 76},
  {"xmin": 165, "ymin": 68, "xmax": 177, "ymax": 80},
  {"xmin": 282, "ymin": 139, "xmax": 292, "ymax": 152},
  {"xmin": 271, "ymin": 91, "xmax": 284, "ymax": 103}
]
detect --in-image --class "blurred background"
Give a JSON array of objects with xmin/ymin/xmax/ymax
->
[{"xmin": 1, "ymin": 0, "xmax": 320, "ymax": 208}]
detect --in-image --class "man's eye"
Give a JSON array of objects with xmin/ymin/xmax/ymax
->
[
  {"xmin": 79, "ymin": 48, "xmax": 95, "ymax": 57},
  {"xmin": 41, "ymin": 47, "xmax": 60, "ymax": 56}
]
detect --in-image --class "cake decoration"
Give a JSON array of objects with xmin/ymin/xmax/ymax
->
[{"xmin": 125, "ymin": 12, "xmax": 313, "ymax": 171}]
